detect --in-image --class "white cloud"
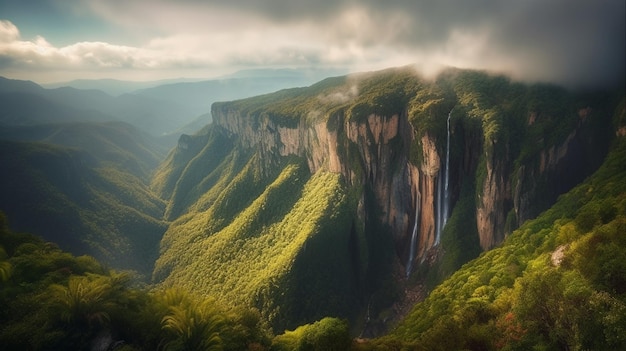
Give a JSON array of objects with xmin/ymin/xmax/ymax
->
[
  {"xmin": 318, "ymin": 84, "xmax": 359, "ymax": 105},
  {"xmin": 0, "ymin": 20, "xmax": 20, "ymax": 42},
  {"xmin": 2, "ymin": 4, "xmax": 459, "ymax": 81},
  {"xmin": 0, "ymin": 20, "xmax": 140, "ymax": 70},
  {"xmin": 0, "ymin": 19, "xmax": 225, "ymax": 81},
  {"xmin": 0, "ymin": 0, "xmax": 623, "ymax": 86}
]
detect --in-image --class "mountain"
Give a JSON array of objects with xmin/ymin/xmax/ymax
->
[
  {"xmin": 0, "ymin": 121, "xmax": 168, "ymax": 276},
  {"xmin": 0, "ymin": 77, "xmax": 194, "ymax": 137},
  {"xmin": 152, "ymin": 66, "xmax": 621, "ymax": 332},
  {"xmin": 3, "ymin": 69, "xmax": 347, "ymax": 138},
  {"xmin": 0, "ymin": 66, "xmax": 623, "ymax": 347},
  {"xmin": 41, "ymin": 68, "xmax": 346, "ymax": 96},
  {"xmin": 41, "ymin": 77, "xmax": 204, "ymax": 96},
  {"xmin": 0, "ymin": 77, "xmax": 113, "ymax": 126},
  {"xmin": 133, "ymin": 68, "xmax": 348, "ymax": 127},
  {"xmin": 0, "ymin": 91, "xmax": 112, "ymax": 126},
  {"xmin": 373, "ymin": 99, "xmax": 626, "ymax": 350},
  {"xmin": 1, "ymin": 116, "xmax": 624, "ymax": 350}
]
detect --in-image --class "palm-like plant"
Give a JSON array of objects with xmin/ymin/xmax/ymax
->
[
  {"xmin": 49, "ymin": 274, "xmax": 113, "ymax": 327},
  {"xmin": 160, "ymin": 292, "xmax": 225, "ymax": 351},
  {"xmin": 159, "ymin": 287, "xmax": 189, "ymax": 308}
]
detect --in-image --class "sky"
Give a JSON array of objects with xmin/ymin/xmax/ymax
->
[{"xmin": 0, "ymin": 0, "xmax": 624, "ymax": 87}]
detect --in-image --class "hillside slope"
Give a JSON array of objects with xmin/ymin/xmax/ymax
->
[
  {"xmin": 366, "ymin": 98, "xmax": 626, "ymax": 350},
  {"xmin": 0, "ymin": 122, "xmax": 168, "ymax": 275},
  {"xmin": 153, "ymin": 132, "xmax": 368, "ymax": 331},
  {"xmin": 153, "ymin": 66, "xmax": 620, "ymax": 332},
  {"xmin": 0, "ymin": 76, "xmax": 192, "ymax": 136}
]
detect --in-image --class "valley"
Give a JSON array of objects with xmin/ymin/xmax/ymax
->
[{"xmin": 0, "ymin": 66, "xmax": 624, "ymax": 350}]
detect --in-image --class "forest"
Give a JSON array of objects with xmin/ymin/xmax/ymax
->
[
  {"xmin": 2, "ymin": 126, "xmax": 625, "ymax": 350},
  {"xmin": 0, "ymin": 67, "xmax": 624, "ymax": 350}
]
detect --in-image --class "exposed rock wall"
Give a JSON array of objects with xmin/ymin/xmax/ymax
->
[
  {"xmin": 212, "ymin": 103, "xmax": 607, "ymax": 264},
  {"xmin": 417, "ymin": 134, "xmax": 439, "ymax": 256},
  {"xmin": 213, "ymin": 106, "xmax": 420, "ymax": 258},
  {"xmin": 213, "ymin": 108, "xmax": 343, "ymax": 175},
  {"xmin": 476, "ymin": 149, "xmax": 511, "ymax": 250},
  {"xmin": 513, "ymin": 112, "xmax": 599, "ymax": 229}
]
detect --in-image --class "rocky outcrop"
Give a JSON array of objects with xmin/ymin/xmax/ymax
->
[
  {"xmin": 476, "ymin": 148, "xmax": 511, "ymax": 250},
  {"xmin": 213, "ymin": 107, "xmax": 344, "ymax": 176},
  {"xmin": 212, "ymin": 100, "xmax": 609, "ymax": 266},
  {"xmin": 213, "ymin": 105, "xmax": 421, "ymax": 258},
  {"xmin": 345, "ymin": 113, "xmax": 415, "ymax": 247},
  {"xmin": 416, "ymin": 134, "xmax": 439, "ymax": 256},
  {"xmin": 512, "ymin": 108, "xmax": 607, "ymax": 233}
]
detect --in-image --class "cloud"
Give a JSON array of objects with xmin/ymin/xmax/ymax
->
[
  {"xmin": 80, "ymin": 0, "xmax": 626, "ymax": 86},
  {"xmin": 0, "ymin": 20, "xmax": 20, "ymax": 42},
  {"xmin": 0, "ymin": 19, "xmax": 206, "ymax": 76},
  {"xmin": 1, "ymin": 0, "xmax": 624, "ymax": 86},
  {"xmin": 318, "ymin": 84, "xmax": 359, "ymax": 105}
]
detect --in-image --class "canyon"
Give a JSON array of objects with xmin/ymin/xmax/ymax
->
[{"xmin": 154, "ymin": 67, "xmax": 614, "ymax": 331}]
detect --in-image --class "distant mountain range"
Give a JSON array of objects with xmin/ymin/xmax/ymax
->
[
  {"xmin": 41, "ymin": 77, "xmax": 205, "ymax": 96},
  {"xmin": 1, "ymin": 68, "xmax": 347, "ymax": 138},
  {"xmin": 0, "ymin": 76, "xmax": 191, "ymax": 137},
  {"xmin": 41, "ymin": 68, "xmax": 346, "ymax": 96}
]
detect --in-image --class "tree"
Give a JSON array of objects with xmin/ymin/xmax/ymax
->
[
  {"xmin": 49, "ymin": 274, "xmax": 113, "ymax": 328},
  {"xmin": 160, "ymin": 291, "xmax": 226, "ymax": 351},
  {"xmin": 271, "ymin": 317, "xmax": 351, "ymax": 351},
  {"xmin": 512, "ymin": 265, "xmax": 592, "ymax": 350}
]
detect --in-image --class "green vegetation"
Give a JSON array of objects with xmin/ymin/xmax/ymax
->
[
  {"xmin": 153, "ymin": 127, "xmax": 238, "ymax": 220},
  {"xmin": 0, "ymin": 213, "xmax": 360, "ymax": 351},
  {"xmin": 0, "ymin": 121, "xmax": 167, "ymax": 179},
  {"xmin": 359, "ymin": 133, "xmax": 626, "ymax": 350},
  {"xmin": 213, "ymin": 67, "xmax": 423, "ymax": 127},
  {"xmin": 159, "ymin": 67, "xmax": 621, "ymax": 340},
  {"xmin": 272, "ymin": 317, "xmax": 351, "ymax": 351},
  {"xmin": 155, "ymin": 151, "xmax": 362, "ymax": 330},
  {"xmin": 1, "ymin": 66, "xmax": 623, "ymax": 350},
  {"xmin": 0, "ymin": 214, "xmax": 271, "ymax": 350},
  {"xmin": 0, "ymin": 122, "xmax": 169, "ymax": 276}
]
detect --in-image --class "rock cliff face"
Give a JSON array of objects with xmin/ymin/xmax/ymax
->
[
  {"xmin": 213, "ymin": 107, "xmax": 344, "ymax": 175},
  {"xmin": 512, "ymin": 108, "xmax": 608, "ymax": 231},
  {"xmin": 155, "ymin": 68, "xmax": 620, "ymax": 334},
  {"xmin": 471, "ymin": 106, "xmax": 610, "ymax": 250},
  {"xmin": 210, "ymin": 72, "xmax": 613, "ymax": 271},
  {"xmin": 212, "ymin": 105, "xmax": 431, "ymax": 266},
  {"xmin": 212, "ymin": 107, "xmax": 419, "ymax": 259},
  {"xmin": 476, "ymin": 146, "xmax": 511, "ymax": 249}
]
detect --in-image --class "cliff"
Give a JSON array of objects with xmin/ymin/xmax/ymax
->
[
  {"xmin": 210, "ymin": 68, "xmax": 613, "ymax": 269},
  {"xmin": 155, "ymin": 67, "xmax": 617, "ymax": 331},
  {"xmin": 212, "ymin": 106, "xmax": 420, "ymax": 260}
]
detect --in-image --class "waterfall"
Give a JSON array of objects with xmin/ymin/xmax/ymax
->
[
  {"xmin": 435, "ymin": 111, "xmax": 452, "ymax": 245},
  {"xmin": 406, "ymin": 110, "xmax": 451, "ymax": 276},
  {"xmin": 440, "ymin": 110, "xmax": 452, "ymax": 242},
  {"xmin": 405, "ymin": 193, "xmax": 420, "ymax": 277},
  {"xmin": 436, "ymin": 168, "xmax": 443, "ymax": 243}
]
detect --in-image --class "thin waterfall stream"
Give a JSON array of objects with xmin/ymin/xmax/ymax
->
[
  {"xmin": 405, "ymin": 193, "xmax": 420, "ymax": 277},
  {"xmin": 435, "ymin": 110, "xmax": 452, "ymax": 245},
  {"xmin": 406, "ymin": 110, "xmax": 451, "ymax": 276}
]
